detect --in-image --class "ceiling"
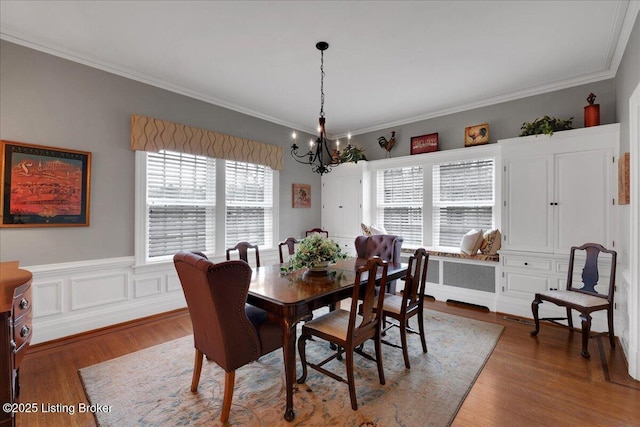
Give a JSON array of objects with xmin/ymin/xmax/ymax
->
[{"xmin": 1, "ymin": 1, "xmax": 638, "ymax": 138}]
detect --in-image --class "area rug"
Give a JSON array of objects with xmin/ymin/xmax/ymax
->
[{"xmin": 79, "ymin": 309, "xmax": 503, "ymax": 426}]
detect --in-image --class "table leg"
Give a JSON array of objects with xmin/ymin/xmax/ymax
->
[{"xmin": 282, "ymin": 318, "xmax": 297, "ymax": 421}]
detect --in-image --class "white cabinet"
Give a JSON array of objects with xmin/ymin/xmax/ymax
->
[
  {"xmin": 321, "ymin": 162, "xmax": 367, "ymax": 247},
  {"xmin": 497, "ymin": 124, "xmax": 619, "ymax": 317},
  {"xmin": 501, "ymin": 124, "xmax": 618, "ymax": 255}
]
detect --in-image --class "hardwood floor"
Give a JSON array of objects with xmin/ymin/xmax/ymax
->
[{"xmin": 14, "ymin": 300, "xmax": 639, "ymax": 426}]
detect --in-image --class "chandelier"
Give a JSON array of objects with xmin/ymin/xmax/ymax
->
[{"xmin": 291, "ymin": 41, "xmax": 349, "ymax": 176}]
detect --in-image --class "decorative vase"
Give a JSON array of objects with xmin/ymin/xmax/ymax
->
[
  {"xmin": 307, "ymin": 260, "xmax": 330, "ymax": 276},
  {"xmin": 584, "ymin": 93, "xmax": 600, "ymax": 127}
]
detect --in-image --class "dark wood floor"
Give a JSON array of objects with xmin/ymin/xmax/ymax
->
[{"xmin": 14, "ymin": 299, "xmax": 640, "ymax": 426}]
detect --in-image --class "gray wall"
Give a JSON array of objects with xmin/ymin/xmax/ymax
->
[
  {"xmin": 351, "ymin": 79, "xmax": 616, "ymax": 160},
  {"xmin": 616, "ymin": 11, "xmax": 640, "ymax": 154},
  {"xmin": 0, "ymin": 30, "xmax": 633, "ymax": 267},
  {"xmin": 0, "ymin": 40, "xmax": 321, "ymax": 266}
]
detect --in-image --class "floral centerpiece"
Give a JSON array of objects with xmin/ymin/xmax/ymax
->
[{"xmin": 287, "ymin": 233, "xmax": 348, "ymax": 272}]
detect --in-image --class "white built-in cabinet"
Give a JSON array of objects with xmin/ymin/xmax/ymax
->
[
  {"xmin": 321, "ymin": 161, "xmax": 367, "ymax": 256},
  {"xmin": 498, "ymin": 124, "xmax": 619, "ymax": 319}
]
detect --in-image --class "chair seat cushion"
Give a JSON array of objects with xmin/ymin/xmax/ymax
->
[
  {"xmin": 245, "ymin": 304, "xmax": 283, "ymax": 355},
  {"xmin": 303, "ymin": 309, "xmax": 362, "ymax": 342},
  {"xmin": 380, "ymin": 294, "xmax": 404, "ymax": 315},
  {"xmin": 538, "ymin": 290, "xmax": 609, "ymax": 308}
]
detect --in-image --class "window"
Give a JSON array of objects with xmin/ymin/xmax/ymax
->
[
  {"xmin": 432, "ymin": 158, "xmax": 494, "ymax": 248},
  {"xmin": 225, "ymin": 161, "xmax": 274, "ymax": 248},
  {"xmin": 142, "ymin": 151, "xmax": 275, "ymax": 263},
  {"xmin": 146, "ymin": 150, "xmax": 216, "ymax": 259},
  {"xmin": 376, "ymin": 166, "xmax": 423, "ymax": 247}
]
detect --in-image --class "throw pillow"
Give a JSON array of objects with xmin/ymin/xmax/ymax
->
[
  {"xmin": 370, "ymin": 224, "xmax": 388, "ymax": 235},
  {"xmin": 460, "ymin": 229, "xmax": 484, "ymax": 255},
  {"xmin": 361, "ymin": 223, "xmax": 372, "ymax": 236},
  {"xmin": 480, "ymin": 229, "xmax": 502, "ymax": 255}
]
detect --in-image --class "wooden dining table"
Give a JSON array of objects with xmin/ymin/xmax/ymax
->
[{"xmin": 247, "ymin": 257, "xmax": 408, "ymax": 422}]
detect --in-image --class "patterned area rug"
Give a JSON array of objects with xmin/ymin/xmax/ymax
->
[{"xmin": 79, "ymin": 309, "xmax": 503, "ymax": 426}]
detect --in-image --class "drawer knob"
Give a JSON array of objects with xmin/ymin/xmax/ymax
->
[
  {"xmin": 524, "ymin": 262, "xmax": 529, "ymax": 266},
  {"xmin": 20, "ymin": 325, "xmax": 30, "ymax": 338},
  {"xmin": 19, "ymin": 298, "xmax": 29, "ymax": 310}
]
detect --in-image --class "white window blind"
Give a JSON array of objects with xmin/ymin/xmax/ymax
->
[
  {"xmin": 146, "ymin": 150, "xmax": 215, "ymax": 259},
  {"xmin": 432, "ymin": 158, "xmax": 494, "ymax": 248},
  {"xmin": 376, "ymin": 166, "xmax": 423, "ymax": 246},
  {"xmin": 225, "ymin": 161, "xmax": 273, "ymax": 248}
]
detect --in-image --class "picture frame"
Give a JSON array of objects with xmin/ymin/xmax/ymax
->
[
  {"xmin": 1, "ymin": 140, "xmax": 91, "ymax": 227},
  {"xmin": 292, "ymin": 183, "xmax": 311, "ymax": 208},
  {"xmin": 464, "ymin": 123, "xmax": 490, "ymax": 147},
  {"xmin": 618, "ymin": 152, "xmax": 630, "ymax": 205},
  {"xmin": 410, "ymin": 133, "xmax": 439, "ymax": 155}
]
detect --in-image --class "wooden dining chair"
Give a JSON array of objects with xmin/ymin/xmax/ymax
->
[
  {"xmin": 173, "ymin": 251, "xmax": 283, "ymax": 423},
  {"xmin": 278, "ymin": 237, "xmax": 300, "ymax": 264},
  {"xmin": 305, "ymin": 228, "xmax": 329, "ymax": 238},
  {"xmin": 226, "ymin": 241, "xmax": 261, "ymax": 267},
  {"xmin": 297, "ymin": 256, "xmax": 388, "ymax": 411},
  {"xmin": 379, "ymin": 248, "xmax": 429, "ymax": 369},
  {"xmin": 531, "ymin": 243, "xmax": 617, "ymax": 358}
]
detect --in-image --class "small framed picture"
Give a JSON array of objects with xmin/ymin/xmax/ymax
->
[
  {"xmin": 464, "ymin": 123, "xmax": 490, "ymax": 146},
  {"xmin": 1, "ymin": 140, "xmax": 92, "ymax": 227},
  {"xmin": 292, "ymin": 183, "xmax": 311, "ymax": 208},
  {"xmin": 410, "ymin": 133, "xmax": 438, "ymax": 155}
]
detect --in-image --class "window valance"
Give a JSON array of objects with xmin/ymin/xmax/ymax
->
[{"xmin": 130, "ymin": 114, "xmax": 283, "ymax": 171}]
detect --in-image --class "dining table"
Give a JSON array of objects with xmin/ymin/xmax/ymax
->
[{"xmin": 247, "ymin": 257, "xmax": 408, "ymax": 422}]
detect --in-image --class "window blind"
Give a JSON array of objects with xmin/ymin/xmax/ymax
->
[
  {"xmin": 432, "ymin": 158, "xmax": 494, "ymax": 248},
  {"xmin": 147, "ymin": 150, "xmax": 215, "ymax": 258},
  {"xmin": 225, "ymin": 161, "xmax": 273, "ymax": 248},
  {"xmin": 376, "ymin": 166, "xmax": 423, "ymax": 246}
]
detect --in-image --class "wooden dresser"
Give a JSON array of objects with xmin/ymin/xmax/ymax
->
[{"xmin": 1, "ymin": 261, "xmax": 33, "ymax": 427}]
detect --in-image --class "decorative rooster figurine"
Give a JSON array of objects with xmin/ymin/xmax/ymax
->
[{"xmin": 377, "ymin": 131, "xmax": 396, "ymax": 158}]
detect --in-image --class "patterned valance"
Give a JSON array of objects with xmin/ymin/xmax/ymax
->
[{"xmin": 130, "ymin": 114, "xmax": 283, "ymax": 171}]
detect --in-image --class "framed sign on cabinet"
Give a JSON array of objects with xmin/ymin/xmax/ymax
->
[{"xmin": 1, "ymin": 140, "xmax": 91, "ymax": 227}]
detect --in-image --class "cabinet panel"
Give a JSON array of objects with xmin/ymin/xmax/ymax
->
[
  {"xmin": 503, "ymin": 257, "xmax": 552, "ymax": 271},
  {"xmin": 504, "ymin": 271, "xmax": 551, "ymax": 296},
  {"xmin": 554, "ymin": 149, "xmax": 612, "ymax": 253},
  {"xmin": 321, "ymin": 163, "xmax": 364, "ymax": 239},
  {"xmin": 503, "ymin": 155, "xmax": 553, "ymax": 252}
]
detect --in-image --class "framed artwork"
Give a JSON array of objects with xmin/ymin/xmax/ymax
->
[
  {"xmin": 618, "ymin": 152, "xmax": 630, "ymax": 205},
  {"xmin": 464, "ymin": 123, "xmax": 490, "ymax": 146},
  {"xmin": 292, "ymin": 183, "xmax": 311, "ymax": 208},
  {"xmin": 1, "ymin": 140, "xmax": 91, "ymax": 227},
  {"xmin": 410, "ymin": 133, "xmax": 438, "ymax": 155}
]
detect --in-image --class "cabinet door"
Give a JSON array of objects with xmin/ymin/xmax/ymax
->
[
  {"xmin": 321, "ymin": 174, "xmax": 362, "ymax": 237},
  {"xmin": 503, "ymin": 155, "xmax": 553, "ymax": 252},
  {"xmin": 554, "ymin": 149, "xmax": 612, "ymax": 254}
]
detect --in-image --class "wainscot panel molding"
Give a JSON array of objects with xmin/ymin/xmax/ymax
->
[
  {"xmin": 26, "ymin": 257, "xmax": 183, "ymax": 344},
  {"xmin": 27, "ymin": 250, "xmax": 283, "ymax": 344}
]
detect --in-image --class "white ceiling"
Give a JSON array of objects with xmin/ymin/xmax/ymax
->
[{"xmin": 1, "ymin": 1, "xmax": 638, "ymax": 138}]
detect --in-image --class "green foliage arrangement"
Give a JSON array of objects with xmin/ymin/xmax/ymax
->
[
  {"xmin": 520, "ymin": 116, "xmax": 574, "ymax": 137},
  {"xmin": 338, "ymin": 144, "xmax": 367, "ymax": 163},
  {"xmin": 287, "ymin": 233, "xmax": 348, "ymax": 270}
]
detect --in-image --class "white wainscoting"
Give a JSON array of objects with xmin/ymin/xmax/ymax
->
[{"xmin": 26, "ymin": 249, "xmax": 282, "ymax": 344}]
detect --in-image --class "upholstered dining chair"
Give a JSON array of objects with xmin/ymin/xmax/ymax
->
[
  {"xmin": 278, "ymin": 237, "xmax": 300, "ymax": 264},
  {"xmin": 226, "ymin": 241, "xmax": 261, "ymax": 267},
  {"xmin": 377, "ymin": 248, "xmax": 429, "ymax": 369},
  {"xmin": 297, "ymin": 256, "xmax": 389, "ymax": 411},
  {"xmin": 531, "ymin": 243, "xmax": 617, "ymax": 358},
  {"xmin": 305, "ymin": 228, "xmax": 329, "ymax": 238},
  {"xmin": 173, "ymin": 251, "xmax": 283, "ymax": 423},
  {"xmin": 354, "ymin": 234, "xmax": 403, "ymax": 294}
]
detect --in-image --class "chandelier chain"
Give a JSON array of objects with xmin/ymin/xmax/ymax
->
[{"xmin": 320, "ymin": 49, "xmax": 325, "ymax": 118}]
